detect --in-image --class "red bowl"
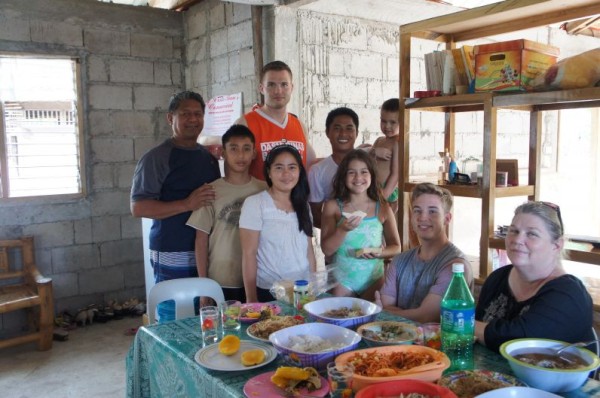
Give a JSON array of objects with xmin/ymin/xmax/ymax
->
[{"xmin": 355, "ymin": 379, "xmax": 457, "ymax": 398}]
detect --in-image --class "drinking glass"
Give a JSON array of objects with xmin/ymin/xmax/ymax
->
[
  {"xmin": 219, "ymin": 300, "xmax": 241, "ymax": 332},
  {"xmin": 327, "ymin": 362, "xmax": 354, "ymax": 398},
  {"xmin": 200, "ymin": 306, "xmax": 220, "ymax": 345},
  {"xmin": 420, "ymin": 322, "xmax": 441, "ymax": 350}
]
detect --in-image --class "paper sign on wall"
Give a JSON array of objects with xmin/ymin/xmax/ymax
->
[{"xmin": 202, "ymin": 93, "xmax": 243, "ymax": 137}]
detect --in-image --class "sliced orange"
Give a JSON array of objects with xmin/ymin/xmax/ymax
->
[
  {"xmin": 241, "ymin": 349, "xmax": 265, "ymax": 366},
  {"xmin": 218, "ymin": 335, "xmax": 241, "ymax": 356}
]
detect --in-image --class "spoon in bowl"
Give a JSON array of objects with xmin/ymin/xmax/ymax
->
[{"xmin": 555, "ymin": 339, "xmax": 600, "ymax": 355}]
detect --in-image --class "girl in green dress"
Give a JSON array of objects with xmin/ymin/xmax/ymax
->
[{"xmin": 320, "ymin": 150, "xmax": 401, "ymax": 301}]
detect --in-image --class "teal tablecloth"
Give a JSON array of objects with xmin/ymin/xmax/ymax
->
[{"xmin": 126, "ymin": 307, "xmax": 600, "ymax": 398}]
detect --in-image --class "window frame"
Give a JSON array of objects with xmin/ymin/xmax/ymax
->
[{"xmin": 0, "ymin": 53, "xmax": 87, "ymax": 201}]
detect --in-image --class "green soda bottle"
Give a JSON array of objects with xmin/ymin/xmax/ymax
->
[{"xmin": 441, "ymin": 263, "xmax": 474, "ymax": 372}]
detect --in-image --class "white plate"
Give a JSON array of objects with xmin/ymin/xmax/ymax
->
[
  {"xmin": 247, "ymin": 326, "xmax": 271, "ymax": 343},
  {"xmin": 194, "ymin": 341, "xmax": 277, "ymax": 371},
  {"xmin": 246, "ymin": 316, "xmax": 305, "ymax": 343},
  {"xmin": 475, "ymin": 386, "xmax": 561, "ymax": 398}
]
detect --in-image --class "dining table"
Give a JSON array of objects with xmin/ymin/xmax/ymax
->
[{"xmin": 126, "ymin": 303, "xmax": 600, "ymax": 398}]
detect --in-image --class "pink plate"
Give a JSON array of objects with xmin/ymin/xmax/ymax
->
[
  {"xmin": 243, "ymin": 371, "xmax": 329, "ymax": 398},
  {"xmin": 240, "ymin": 303, "xmax": 282, "ymax": 323}
]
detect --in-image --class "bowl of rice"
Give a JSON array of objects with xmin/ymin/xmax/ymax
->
[
  {"xmin": 303, "ymin": 297, "xmax": 381, "ymax": 329},
  {"xmin": 268, "ymin": 322, "xmax": 361, "ymax": 371}
]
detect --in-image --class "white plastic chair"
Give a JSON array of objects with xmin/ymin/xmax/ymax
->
[{"xmin": 146, "ymin": 277, "xmax": 225, "ymax": 324}]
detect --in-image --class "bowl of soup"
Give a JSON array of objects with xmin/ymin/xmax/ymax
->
[
  {"xmin": 303, "ymin": 297, "xmax": 381, "ymax": 329},
  {"xmin": 500, "ymin": 338, "xmax": 600, "ymax": 393}
]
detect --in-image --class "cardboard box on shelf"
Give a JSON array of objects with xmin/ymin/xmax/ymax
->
[{"xmin": 474, "ymin": 39, "xmax": 559, "ymax": 92}]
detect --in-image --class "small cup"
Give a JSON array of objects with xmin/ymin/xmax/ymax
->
[
  {"xmin": 496, "ymin": 171, "xmax": 508, "ymax": 187},
  {"xmin": 200, "ymin": 306, "xmax": 220, "ymax": 345},
  {"xmin": 220, "ymin": 300, "xmax": 241, "ymax": 332},
  {"xmin": 455, "ymin": 85, "xmax": 468, "ymax": 95},
  {"xmin": 420, "ymin": 322, "xmax": 441, "ymax": 350},
  {"xmin": 327, "ymin": 362, "xmax": 354, "ymax": 398}
]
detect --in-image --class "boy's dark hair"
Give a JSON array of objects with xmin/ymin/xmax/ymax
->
[
  {"xmin": 168, "ymin": 91, "xmax": 205, "ymax": 113},
  {"xmin": 263, "ymin": 145, "xmax": 313, "ymax": 237},
  {"xmin": 260, "ymin": 61, "xmax": 293, "ymax": 82},
  {"xmin": 381, "ymin": 98, "xmax": 400, "ymax": 113},
  {"xmin": 221, "ymin": 124, "xmax": 256, "ymax": 146},
  {"xmin": 332, "ymin": 149, "xmax": 382, "ymax": 204},
  {"xmin": 325, "ymin": 107, "xmax": 360, "ymax": 131}
]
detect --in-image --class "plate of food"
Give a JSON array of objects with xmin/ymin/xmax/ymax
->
[
  {"xmin": 194, "ymin": 340, "xmax": 277, "ymax": 371},
  {"xmin": 357, "ymin": 321, "xmax": 418, "ymax": 346},
  {"xmin": 243, "ymin": 368, "xmax": 329, "ymax": 398},
  {"xmin": 246, "ymin": 315, "xmax": 304, "ymax": 343},
  {"xmin": 335, "ymin": 345, "xmax": 451, "ymax": 391},
  {"xmin": 240, "ymin": 303, "xmax": 282, "ymax": 323},
  {"xmin": 439, "ymin": 369, "xmax": 527, "ymax": 398}
]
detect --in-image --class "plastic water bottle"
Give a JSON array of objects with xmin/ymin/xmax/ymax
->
[
  {"xmin": 448, "ymin": 159, "xmax": 457, "ymax": 182},
  {"xmin": 293, "ymin": 280, "xmax": 309, "ymax": 313},
  {"xmin": 441, "ymin": 263, "xmax": 474, "ymax": 372}
]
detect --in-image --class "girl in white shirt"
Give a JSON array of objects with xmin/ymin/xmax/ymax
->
[{"xmin": 240, "ymin": 145, "xmax": 317, "ymax": 302}]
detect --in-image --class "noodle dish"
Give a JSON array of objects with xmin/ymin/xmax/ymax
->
[
  {"xmin": 439, "ymin": 370, "xmax": 525, "ymax": 398},
  {"xmin": 335, "ymin": 345, "xmax": 450, "ymax": 391},
  {"xmin": 246, "ymin": 315, "xmax": 304, "ymax": 342}
]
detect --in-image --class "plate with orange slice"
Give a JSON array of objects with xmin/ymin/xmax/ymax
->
[{"xmin": 194, "ymin": 340, "xmax": 277, "ymax": 371}]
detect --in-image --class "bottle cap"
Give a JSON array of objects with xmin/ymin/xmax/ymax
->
[
  {"xmin": 452, "ymin": 263, "xmax": 464, "ymax": 273},
  {"xmin": 294, "ymin": 280, "xmax": 308, "ymax": 286}
]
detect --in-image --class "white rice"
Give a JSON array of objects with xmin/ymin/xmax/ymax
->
[{"xmin": 288, "ymin": 334, "xmax": 346, "ymax": 353}]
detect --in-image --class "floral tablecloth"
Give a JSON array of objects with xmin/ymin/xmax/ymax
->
[{"xmin": 126, "ymin": 307, "xmax": 600, "ymax": 398}]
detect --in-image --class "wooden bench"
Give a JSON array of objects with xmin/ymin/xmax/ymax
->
[{"xmin": 0, "ymin": 236, "xmax": 54, "ymax": 350}]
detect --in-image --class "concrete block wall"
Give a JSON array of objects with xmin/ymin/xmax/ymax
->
[
  {"xmin": 185, "ymin": 0, "xmax": 256, "ymax": 113},
  {"xmin": 0, "ymin": 0, "xmax": 184, "ymax": 334},
  {"xmin": 293, "ymin": 10, "xmax": 402, "ymax": 155}
]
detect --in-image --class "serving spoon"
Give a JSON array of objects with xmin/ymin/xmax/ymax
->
[
  {"xmin": 545, "ymin": 339, "xmax": 600, "ymax": 366},
  {"xmin": 555, "ymin": 339, "xmax": 600, "ymax": 355}
]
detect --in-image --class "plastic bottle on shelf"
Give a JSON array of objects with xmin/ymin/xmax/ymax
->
[
  {"xmin": 438, "ymin": 166, "xmax": 445, "ymax": 185},
  {"xmin": 293, "ymin": 280, "xmax": 309, "ymax": 313},
  {"xmin": 441, "ymin": 263, "xmax": 475, "ymax": 372},
  {"xmin": 443, "ymin": 149, "xmax": 451, "ymax": 172},
  {"xmin": 448, "ymin": 158, "xmax": 457, "ymax": 182}
]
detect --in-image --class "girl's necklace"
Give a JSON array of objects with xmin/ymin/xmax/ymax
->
[{"xmin": 268, "ymin": 188, "xmax": 293, "ymax": 213}]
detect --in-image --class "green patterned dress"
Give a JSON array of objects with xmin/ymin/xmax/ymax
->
[{"xmin": 333, "ymin": 200, "xmax": 384, "ymax": 294}]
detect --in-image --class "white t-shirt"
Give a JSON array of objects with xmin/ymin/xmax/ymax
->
[
  {"xmin": 308, "ymin": 156, "xmax": 338, "ymax": 203},
  {"xmin": 239, "ymin": 190, "xmax": 311, "ymax": 289}
]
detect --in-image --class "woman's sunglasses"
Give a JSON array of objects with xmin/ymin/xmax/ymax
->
[{"xmin": 539, "ymin": 201, "xmax": 564, "ymax": 235}]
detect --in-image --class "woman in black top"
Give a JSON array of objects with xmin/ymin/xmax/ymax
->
[{"xmin": 475, "ymin": 201, "xmax": 594, "ymax": 353}]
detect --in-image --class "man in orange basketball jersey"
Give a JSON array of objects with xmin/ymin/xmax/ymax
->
[{"xmin": 236, "ymin": 61, "xmax": 315, "ymax": 180}]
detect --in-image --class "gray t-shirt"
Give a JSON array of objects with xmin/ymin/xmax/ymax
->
[{"xmin": 382, "ymin": 242, "xmax": 473, "ymax": 309}]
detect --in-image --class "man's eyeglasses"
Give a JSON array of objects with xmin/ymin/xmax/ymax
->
[{"xmin": 539, "ymin": 201, "xmax": 564, "ymax": 235}]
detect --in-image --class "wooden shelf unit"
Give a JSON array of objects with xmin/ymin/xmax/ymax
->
[{"xmin": 398, "ymin": 0, "xmax": 600, "ymax": 279}]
